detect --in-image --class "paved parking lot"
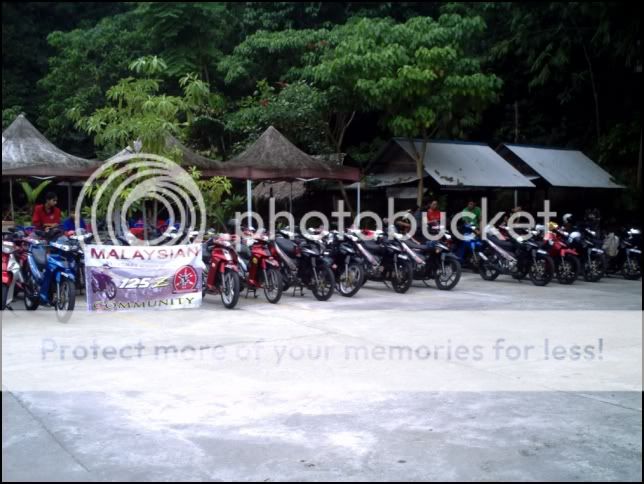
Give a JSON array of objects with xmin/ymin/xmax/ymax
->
[{"xmin": 2, "ymin": 273, "xmax": 642, "ymax": 481}]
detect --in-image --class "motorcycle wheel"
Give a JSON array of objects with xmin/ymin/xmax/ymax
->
[
  {"xmin": 337, "ymin": 263, "xmax": 363, "ymax": 297},
  {"xmin": 391, "ymin": 260, "xmax": 413, "ymax": 294},
  {"xmin": 219, "ymin": 270, "xmax": 241, "ymax": 309},
  {"xmin": 466, "ymin": 254, "xmax": 480, "ymax": 273},
  {"xmin": 311, "ymin": 266, "xmax": 335, "ymax": 301},
  {"xmin": 23, "ymin": 270, "xmax": 40, "ymax": 311},
  {"xmin": 105, "ymin": 281, "xmax": 117, "ymax": 300},
  {"xmin": 512, "ymin": 266, "xmax": 529, "ymax": 280},
  {"xmin": 281, "ymin": 269, "xmax": 292, "ymax": 292},
  {"xmin": 583, "ymin": 256, "xmax": 605, "ymax": 282},
  {"xmin": 55, "ymin": 279, "xmax": 76, "ymax": 323},
  {"xmin": 480, "ymin": 261, "xmax": 500, "ymax": 281},
  {"xmin": 557, "ymin": 255, "xmax": 581, "ymax": 285},
  {"xmin": 622, "ymin": 259, "xmax": 642, "ymax": 280},
  {"xmin": 262, "ymin": 267, "xmax": 283, "ymax": 304},
  {"xmin": 435, "ymin": 259, "xmax": 462, "ymax": 291},
  {"xmin": 1, "ymin": 283, "xmax": 7, "ymax": 310},
  {"xmin": 529, "ymin": 256, "xmax": 554, "ymax": 286}
]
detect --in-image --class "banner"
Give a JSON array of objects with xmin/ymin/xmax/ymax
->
[{"xmin": 84, "ymin": 244, "xmax": 203, "ymax": 312}]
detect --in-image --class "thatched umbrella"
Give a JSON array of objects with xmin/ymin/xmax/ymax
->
[
  {"xmin": 108, "ymin": 135, "xmax": 224, "ymax": 173},
  {"xmin": 2, "ymin": 114, "xmax": 100, "ymax": 176},
  {"xmin": 2, "ymin": 114, "xmax": 101, "ymax": 220},
  {"xmin": 252, "ymin": 180, "xmax": 306, "ymax": 212},
  {"xmin": 223, "ymin": 126, "xmax": 359, "ymax": 225},
  {"xmin": 107, "ymin": 135, "xmax": 225, "ymax": 237}
]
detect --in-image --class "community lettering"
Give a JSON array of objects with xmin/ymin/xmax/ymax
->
[{"xmin": 92, "ymin": 297, "xmax": 197, "ymax": 311}]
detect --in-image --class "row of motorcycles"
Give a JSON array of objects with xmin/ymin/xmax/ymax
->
[
  {"xmin": 455, "ymin": 222, "xmax": 641, "ymax": 286},
  {"xmin": 199, "ymin": 224, "xmax": 463, "ymax": 309},
  {"xmin": 2, "ymin": 227, "xmax": 93, "ymax": 321},
  {"xmin": 3, "ymin": 220, "xmax": 640, "ymax": 316}
]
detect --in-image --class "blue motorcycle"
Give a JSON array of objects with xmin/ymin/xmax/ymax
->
[
  {"xmin": 23, "ymin": 229, "xmax": 77, "ymax": 322},
  {"xmin": 454, "ymin": 223, "xmax": 483, "ymax": 272}
]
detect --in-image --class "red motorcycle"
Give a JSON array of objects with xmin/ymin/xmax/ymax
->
[
  {"xmin": 541, "ymin": 225, "xmax": 581, "ymax": 284},
  {"xmin": 238, "ymin": 230, "xmax": 283, "ymax": 303},
  {"xmin": 202, "ymin": 233, "xmax": 241, "ymax": 309},
  {"xmin": 2, "ymin": 230, "xmax": 29, "ymax": 310}
]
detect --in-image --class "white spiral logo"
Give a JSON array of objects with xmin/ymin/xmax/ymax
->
[{"xmin": 74, "ymin": 153, "xmax": 206, "ymax": 246}]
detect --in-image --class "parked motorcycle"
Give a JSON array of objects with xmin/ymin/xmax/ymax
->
[
  {"xmin": 2, "ymin": 237, "xmax": 22, "ymax": 310},
  {"xmin": 23, "ymin": 229, "xmax": 77, "ymax": 322},
  {"xmin": 476, "ymin": 226, "xmax": 555, "ymax": 286},
  {"xmin": 202, "ymin": 233, "xmax": 241, "ymax": 309},
  {"xmin": 270, "ymin": 230, "xmax": 336, "ymax": 301},
  {"xmin": 322, "ymin": 231, "xmax": 365, "ymax": 297},
  {"xmin": 2, "ymin": 229, "xmax": 30, "ymax": 310},
  {"xmin": 566, "ymin": 227, "xmax": 606, "ymax": 282},
  {"xmin": 538, "ymin": 224, "xmax": 581, "ymax": 285},
  {"xmin": 402, "ymin": 236, "xmax": 462, "ymax": 290},
  {"xmin": 237, "ymin": 230, "xmax": 283, "ymax": 303},
  {"xmin": 605, "ymin": 228, "xmax": 641, "ymax": 280},
  {"xmin": 350, "ymin": 229, "xmax": 414, "ymax": 293},
  {"xmin": 66, "ymin": 230, "xmax": 93, "ymax": 294},
  {"xmin": 455, "ymin": 223, "xmax": 484, "ymax": 272}
]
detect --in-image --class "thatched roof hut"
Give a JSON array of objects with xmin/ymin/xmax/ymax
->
[
  {"xmin": 223, "ymin": 126, "xmax": 359, "ymax": 181},
  {"xmin": 108, "ymin": 135, "xmax": 225, "ymax": 175},
  {"xmin": 252, "ymin": 180, "xmax": 306, "ymax": 201},
  {"xmin": 2, "ymin": 114, "xmax": 101, "ymax": 177}
]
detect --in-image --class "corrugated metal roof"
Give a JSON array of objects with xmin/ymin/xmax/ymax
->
[
  {"xmin": 345, "ymin": 172, "xmax": 419, "ymax": 190},
  {"xmin": 367, "ymin": 172, "xmax": 420, "ymax": 187},
  {"xmin": 501, "ymin": 144, "xmax": 624, "ymax": 188},
  {"xmin": 386, "ymin": 187, "xmax": 420, "ymax": 199},
  {"xmin": 394, "ymin": 139, "xmax": 535, "ymax": 188}
]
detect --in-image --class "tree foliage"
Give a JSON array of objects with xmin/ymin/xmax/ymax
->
[{"xmin": 2, "ymin": 1, "xmax": 641, "ymax": 205}]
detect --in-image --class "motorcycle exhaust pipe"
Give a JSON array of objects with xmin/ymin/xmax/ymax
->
[{"xmin": 356, "ymin": 244, "xmax": 378, "ymax": 267}]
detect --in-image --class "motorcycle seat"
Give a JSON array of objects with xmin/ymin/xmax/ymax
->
[
  {"xmin": 363, "ymin": 240, "xmax": 385, "ymax": 256},
  {"xmin": 404, "ymin": 239, "xmax": 425, "ymax": 251},
  {"xmin": 488, "ymin": 235, "xmax": 515, "ymax": 252},
  {"xmin": 32, "ymin": 245, "xmax": 48, "ymax": 269},
  {"xmin": 275, "ymin": 237, "xmax": 297, "ymax": 257},
  {"xmin": 238, "ymin": 244, "xmax": 252, "ymax": 259}
]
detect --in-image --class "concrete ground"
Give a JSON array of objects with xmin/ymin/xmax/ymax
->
[{"xmin": 2, "ymin": 272, "xmax": 642, "ymax": 481}]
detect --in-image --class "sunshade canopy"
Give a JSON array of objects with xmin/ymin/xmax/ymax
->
[
  {"xmin": 2, "ymin": 114, "xmax": 101, "ymax": 178},
  {"xmin": 222, "ymin": 126, "xmax": 359, "ymax": 182},
  {"xmin": 367, "ymin": 139, "xmax": 535, "ymax": 189},
  {"xmin": 498, "ymin": 144, "xmax": 624, "ymax": 189}
]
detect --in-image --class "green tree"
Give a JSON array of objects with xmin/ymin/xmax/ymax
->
[
  {"xmin": 19, "ymin": 180, "xmax": 52, "ymax": 210},
  {"xmin": 37, "ymin": 10, "xmax": 149, "ymax": 155},
  {"xmin": 310, "ymin": 15, "xmax": 502, "ymax": 206},
  {"xmin": 73, "ymin": 57, "xmax": 230, "ymax": 237},
  {"xmin": 2, "ymin": 3, "xmax": 129, "ymax": 139},
  {"xmin": 135, "ymin": 2, "xmax": 237, "ymax": 84},
  {"xmin": 225, "ymin": 79, "xmax": 329, "ymax": 155}
]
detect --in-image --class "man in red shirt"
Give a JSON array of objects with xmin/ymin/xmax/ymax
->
[
  {"xmin": 426, "ymin": 200, "xmax": 442, "ymax": 227},
  {"xmin": 32, "ymin": 192, "xmax": 61, "ymax": 230}
]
